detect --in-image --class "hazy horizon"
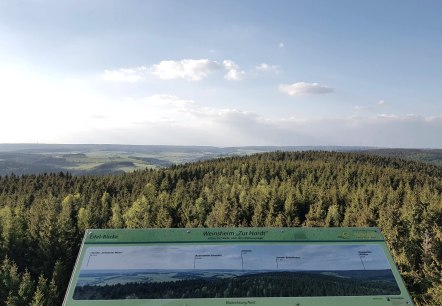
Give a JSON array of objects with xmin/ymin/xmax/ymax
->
[
  {"xmin": 1, "ymin": 143, "xmax": 441, "ymax": 151},
  {"xmin": 1, "ymin": 1, "xmax": 441, "ymax": 148}
]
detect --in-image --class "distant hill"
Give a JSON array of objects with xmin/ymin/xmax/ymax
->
[
  {"xmin": 360, "ymin": 148, "xmax": 442, "ymax": 167},
  {"xmin": 0, "ymin": 144, "xmax": 440, "ymax": 176}
]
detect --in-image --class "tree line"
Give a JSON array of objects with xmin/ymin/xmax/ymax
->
[{"xmin": 0, "ymin": 151, "xmax": 441, "ymax": 305}]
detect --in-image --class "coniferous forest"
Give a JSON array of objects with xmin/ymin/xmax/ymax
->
[{"xmin": 0, "ymin": 151, "xmax": 441, "ymax": 305}]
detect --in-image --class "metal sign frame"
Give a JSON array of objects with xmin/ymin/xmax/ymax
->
[{"xmin": 63, "ymin": 227, "xmax": 414, "ymax": 306}]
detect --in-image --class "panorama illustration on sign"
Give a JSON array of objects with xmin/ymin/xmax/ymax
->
[{"xmin": 74, "ymin": 244, "xmax": 400, "ymax": 300}]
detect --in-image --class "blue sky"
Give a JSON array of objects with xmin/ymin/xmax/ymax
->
[
  {"xmin": 81, "ymin": 244, "xmax": 390, "ymax": 271},
  {"xmin": 1, "ymin": 0, "xmax": 441, "ymax": 147}
]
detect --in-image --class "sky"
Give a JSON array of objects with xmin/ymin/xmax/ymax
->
[
  {"xmin": 81, "ymin": 244, "xmax": 390, "ymax": 271},
  {"xmin": 1, "ymin": 0, "xmax": 441, "ymax": 147}
]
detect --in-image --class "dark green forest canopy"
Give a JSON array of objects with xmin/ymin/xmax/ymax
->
[{"xmin": 0, "ymin": 151, "xmax": 441, "ymax": 305}]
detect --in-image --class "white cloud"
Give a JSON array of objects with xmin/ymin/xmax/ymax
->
[
  {"xmin": 377, "ymin": 100, "xmax": 386, "ymax": 105},
  {"xmin": 4, "ymin": 64, "xmax": 440, "ymax": 148},
  {"xmin": 151, "ymin": 59, "xmax": 223, "ymax": 81},
  {"xmin": 377, "ymin": 113, "xmax": 398, "ymax": 119},
  {"xmin": 424, "ymin": 116, "xmax": 441, "ymax": 123},
  {"xmin": 376, "ymin": 113, "xmax": 421, "ymax": 120},
  {"xmin": 275, "ymin": 114, "xmax": 442, "ymax": 148},
  {"xmin": 52, "ymin": 106, "xmax": 442, "ymax": 147},
  {"xmin": 102, "ymin": 67, "xmax": 147, "ymax": 82},
  {"xmin": 65, "ymin": 95, "xmax": 275, "ymax": 146},
  {"xmin": 103, "ymin": 59, "xmax": 246, "ymax": 82},
  {"xmin": 114, "ymin": 95, "xmax": 197, "ymax": 126},
  {"xmin": 255, "ymin": 63, "xmax": 281, "ymax": 74},
  {"xmin": 222, "ymin": 60, "xmax": 245, "ymax": 81},
  {"xmin": 354, "ymin": 105, "xmax": 372, "ymax": 111},
  {"xmin": 279, "ymin": 42, "xmax": 285, "ymax": 48},
  {"xmin": 65, "ymin": 91, "xmax": 442, "ymax": 147},
  {"xmin": 279, "ymin": 82, "xmax": 334, "ymax": 96},
  {"xmin": 8, "ymin": 81, "xmax": 439, "ymax": 147}
]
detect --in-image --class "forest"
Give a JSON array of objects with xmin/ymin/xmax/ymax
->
[{"xmin": 0, "ymin": 151, "xmax": 441, "ymax": 305}]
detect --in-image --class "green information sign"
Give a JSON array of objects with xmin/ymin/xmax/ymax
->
[{"xmin": 63, "ymin": 227, "xmax": 414, "ymax": 306}]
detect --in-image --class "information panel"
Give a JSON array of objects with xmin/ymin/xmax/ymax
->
[{"xmin": 63, "ymin": 228, "xmax": 414, "ymax": 306}]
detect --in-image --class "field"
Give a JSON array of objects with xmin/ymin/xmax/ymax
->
[
  {"xmin": 0, "ymin": 144, "xmax": 233, "ymax": 175},
  {"xmin": 1, "ymin": 144, "xmax": 441, "ymax": 176},
  {"xmin": 75, "ymin": 269, "xmax": 243, "ymax": 287}
]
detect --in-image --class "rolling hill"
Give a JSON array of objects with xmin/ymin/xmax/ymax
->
[{"xmin": 1, "ymin": 144, "xmax": 441, "ymax": 176}]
